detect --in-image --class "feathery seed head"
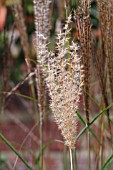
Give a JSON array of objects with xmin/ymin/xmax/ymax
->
[{"xmin": 38, "ymin": 14, "xmax": 84, "ymax": 149}]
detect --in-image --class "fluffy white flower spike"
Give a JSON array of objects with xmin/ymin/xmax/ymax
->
[{"xmin": 39, "ymin": 14, "xmax": 84, "ymax": 149}]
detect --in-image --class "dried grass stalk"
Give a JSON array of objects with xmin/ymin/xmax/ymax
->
[
  {"xmin": 33, "ymin": 0, "xmax": 51, "ymax": 116},
  {"xmin": 95, "ymin": 0, "xmax": 113, "ymax": 161},
  {"xmin": 33, "ymin": 0, "xmax": 51, "ymax": 168},
  {"xmin": 12, "ymin": 0, "xmax": 31, "ymax": 71},
  {"xmin": 75, "ymin": 0, "xmax": 91, "ymax": 124},
  {"xmin": 12, "ymin": 0, "xmax": 37, "ymax": 117},
  {"xmin": 103, "ymin": 0, "xmax": 113, "ymax": 102},
  {"xmin": 96, "ymin": 0, "xmax": 113, "ymax": 110},
  {"xmin": 96, "ymin": 0, "xmax": 113, "ymax": 102}
]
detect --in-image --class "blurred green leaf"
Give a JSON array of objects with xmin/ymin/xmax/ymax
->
[
  {"xmin": 0, "ymin": 133, "xmax": 33, "ymax": 170},
  {"xmin": 15, "ymin": 93, "xmax": 38, "ymax": 102},
  {"xmin": 27, "ymin": 5, "xmax": 34, "ymax": 14},
  {"xmin": 76, "ymin": 111, "xmax": 101, "ymax": 144},
  {"xmin": 76, "ymin": 103, "xmax": 113, "ymax": 141},
  {"xmin": 102, "ymin": 154, "xmax": 113, "ymax": 170},
  {"xmin": 35, "ymin": 141, "xmax": 53, "ymax": 165}
]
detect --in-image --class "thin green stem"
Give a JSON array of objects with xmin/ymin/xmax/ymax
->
[
  {"xmin": 73, "ymin": 148, "xmax": 77, "ymax": 170},
  {"xmin": 39, "ymin": 116, "xmax": 43, "ymax": 170},
  {"xmin": 0, "ymin": 95, "xmax": 5, "ymax": 114},
  {"xmin": 63, "ymin": 146, "xmax": 68, "ymax": 170},
  {"xmin": 88, "ymin": 129, "xmax": 91, "ymax": 170},
  {"xmin": 100, "ymin": 114, "xmax": 104, "ymax": 169}
]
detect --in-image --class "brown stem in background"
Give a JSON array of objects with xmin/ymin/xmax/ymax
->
[
  {"xmin": 35, "ymin": 67, "xmax": 44, "ymax": 168},
  {"xmin": 12, "ymin": 0, "xmax": 37, "ymax": 116},
  {"xmin": 0, "ymin": 24, "xmax": 14, "ymax": 114},
  {"xmin": 96, "ymin": 0, "xmax": 113, "ymax": 154},
  {"xmin": 75, "ymin": 0, "xmax": 91, "ymax": 124},
  {"xmin": 75, "ymin": 2, "xmax": 91, "ymax": 170}
]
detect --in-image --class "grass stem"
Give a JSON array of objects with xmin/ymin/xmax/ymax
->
[
  {"xmin": 88, "ymin": 129, "xmax": 91, "ymax": 170},
  {"xmin": 64, "ymin": 146, "xmax": 68, "ymax": 170},
  {"xmin": 40, "ymin": 116, "xmax": 43, "ymax": 170},
  {"xmin": 70, "ymin": 148, "xmax": 73, "ymax": 170},
  {"xmin": 100, "ymin": 114, "xmax": 104, "ymax": 169},
  {"xmin": 73, "ymin": 148, "xmax": 77, "ymax": 170}
]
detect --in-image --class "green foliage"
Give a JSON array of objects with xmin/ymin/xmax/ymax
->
[
  {"xmin": 0, "ymin": 154, "xmax": 7, "ymax": 170},
  {"xmin": 35, "ymin": 141, "xmax": 53, "ymax": 165},
  {"xmin": 76, "ymin": 103, "xmax": 113, "ymax": 141},
  {"xmin": 102, "ymin": 154, "xmax": 113, "ymax": 170},
  {"xmin": 0, "ymin": 133, "xmax": 33, "ymax": 170}
]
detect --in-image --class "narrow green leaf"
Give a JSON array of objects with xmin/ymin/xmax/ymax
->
[
  {"xmin": 89, "ymin": 128, "xmax": 101, "ymax": 144},
  {"xmin": 77, "ymin": 111, "xmax": 101, "ymax": 144},
  {"xmin": 35, "ymin": 141, "xmax": 53, "ymax": 165},
  {"xmin": 102, "ymin": 154, "xmax": 113, "ymax": 170},
  {"xmin": 15, "ymin": 93, "xmax": 38, "ymax": 102},
  {"xmin": 0, "ymin": 133, "xmax": 33, "ymax": 170},
  {"xmin": 76, "ymin": 103, "xmax": 113, "ymax": 141},
  {"xmin": 76, "ymin": 111, "xmax": 86, "ymax": 125},
  {"xmin": 106, "ymin": 114, "xmax": 113, "ymax": 125},
  {"xmin": 89, "ymin": 103, "xmax": 113, "ymax": 126},
  {"xmin": 86, "ymin": 93, "xmax": 113, "ymax": 125},
  {"xmin": 76, "ymin": 126, "xmax": 88, "ymax": 142}
]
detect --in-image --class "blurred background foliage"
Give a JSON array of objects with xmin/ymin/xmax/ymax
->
[{"xmin": 0, "ymin": 0, "xmax": 98, "ymax": 86}]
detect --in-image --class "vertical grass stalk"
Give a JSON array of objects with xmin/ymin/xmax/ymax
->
[
  {"xmin": 88, "ymin": 129, "xmax": 91, "ymax": 170},
  {"xmin": 63, "ymin": 146, "xmax": 68, "ymax": 170},
  {"xmin": 70, "ymin": 149, "xmax": 73, "ymax": 170},
  {"xmin": 75, "ymin": 1, "xmax": 91, "ymax": 169},
  {"xmin": 100, "ymin": 114, "xmax": 104, "ymax": 169},
  {"xmin": 33, "ymin": 0, "xmax": 52, "ymax": 169},
  {"xmin": 12, "ymin": 0, "xmax": 37, "ymax": 116},
  {"xmin": 97, "ymin": 0, "xmax": 113, "ymax": 154},
  {"xmin": 73, "ymin": 147, "xmax": 77, "ymax": 170}
]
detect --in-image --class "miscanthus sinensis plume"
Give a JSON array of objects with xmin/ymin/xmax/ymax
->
[
  {"xmin": 33, "ymin": 0, "xmax": 51, "ymax": 118},
  {"xmin": 38, "ymin": 14, "xmax": 84, "ymax": 149}
]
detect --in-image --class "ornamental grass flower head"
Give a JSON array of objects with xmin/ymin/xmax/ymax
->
[{"xmin": 37, "ymin": 14, "xmax": 84, "ymax": 149}]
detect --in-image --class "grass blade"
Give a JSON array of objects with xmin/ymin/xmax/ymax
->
[
  {"xmin": 76, "ymin": 126, "xmax": 88, "ymax": 142},
  {"xmin": 76, "ymin": 111, "xmax": 86, "ymax": 125},
  {"xmin": 89, "ymin": 103, "xmax": 113, "ymax": 126},
  {"xmin": 76, "ymin": 103, "xmax": 113, "ymax": 141},
  {"xmin": 15, "ymin": 93, "xmax": 38, "ymax": 102},
  {"xmin": 77, "ymin": 111, "xmax": 101, "ymax": 144},
  {"xmin": 35, "ymin": 141, "xmax": 53, "ymax": 165},
  {"xmin": 102, "ymin": 154, "xmax": 113, "ymax": 170},
  {"xmin": 0, "ymin": 133, "xmax": 33, "ymax": 170}
]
